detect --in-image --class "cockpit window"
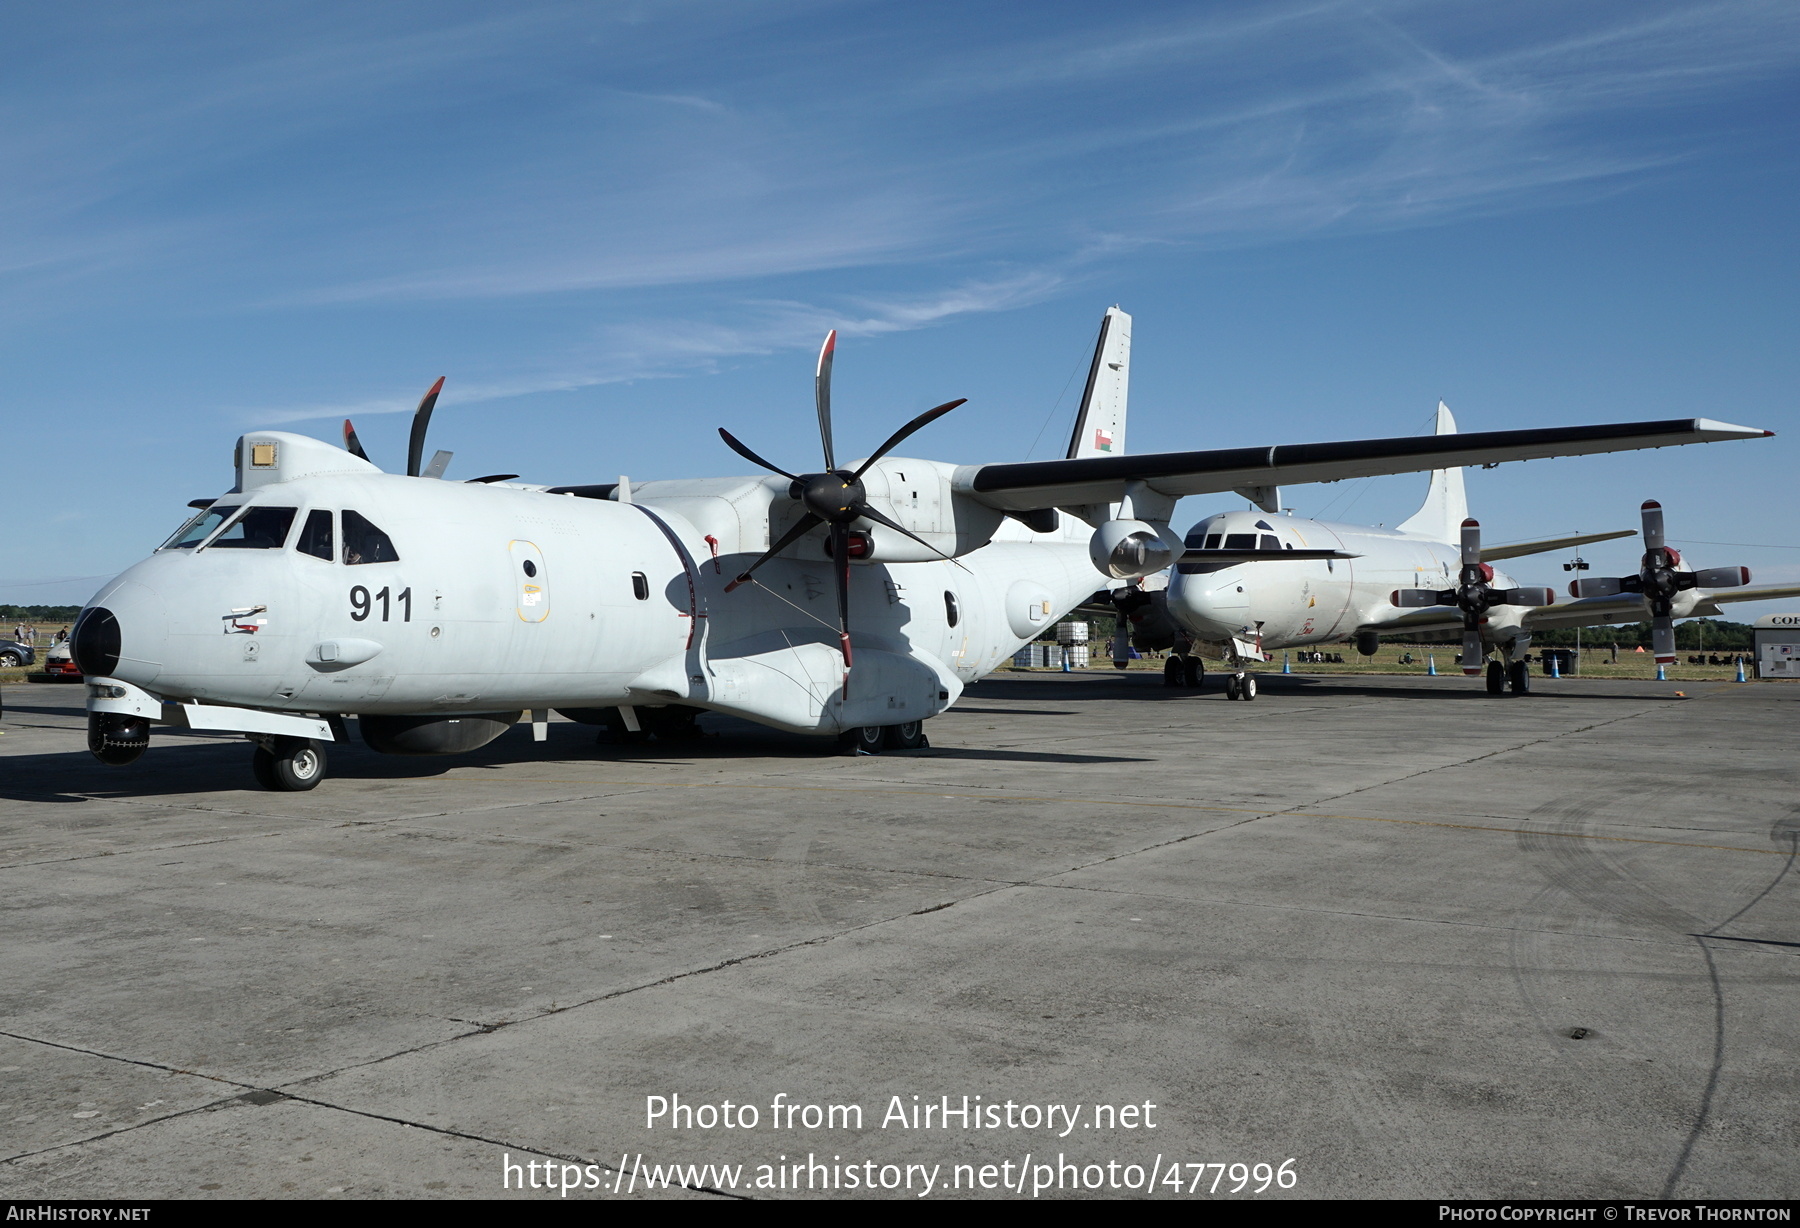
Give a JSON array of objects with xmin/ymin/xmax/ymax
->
[
  {"xmin": 1203, "ymin": 534, "xmax": 1222, "ymax": 550},
  {"xmin": 1223, "ymin": 533, "xmax": 1256, "ymax": 550},
  {"xmin": 1259, "ymin": 534, "xmax": 1279, "ymax": 550},
  {"xmin": 208, "ymin": 506, "xmax": 298, "ymax": 549},
  {"xmin": 160, "ymin": 505, "xmax": 240, "ymax": 550},
  {"xmin": 297, "ymin": 510, "xmax": 334, "ymax": 561},
  {"xmin": 342, "ymin": 510, "xmax": 399, "ymax": 565}
]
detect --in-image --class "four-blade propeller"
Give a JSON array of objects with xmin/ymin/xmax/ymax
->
[
  {"xmin": 1391, "ymin": 519, "xmax": 1554, "ymax": 675},
  {"xmin": 1570, "ymin": 501, "xmax": 1750, "ymax": 663},
  {"xmin": 718, "ymin": 330, "xmax": 966, "ymax": 693}
]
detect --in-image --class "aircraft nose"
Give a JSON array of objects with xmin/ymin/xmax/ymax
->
[{"xmin": 73, "ymin": 579, "xmax": 167, "ymax": 685}]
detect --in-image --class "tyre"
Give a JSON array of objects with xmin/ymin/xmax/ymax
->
[
  {"xmin": 1226, "ymin": 674, "xmax": 1242, "ymax": 700},
  {"xmin": 0, "ymin": 651, "xmax": 20, "ymax": 667},
  {"xmin": 252, "ymin": 737, "xmax": 326, "ymax": 791},
  {"xmin": 1241, "ymin": 673, "xmax": 1257, "ymax": 701},
  {"xmin": 1182, "ymin": 656, "xmax": 1203, "ymax": 688},
  {"xmin": 1509, "ymin": 660, "xmax": 1531, "ymax": 695},
  {"xmin": 838, "ymin": 725, "xmax": 886, "ymax": 754},
  {"xmin": 1163, "ymin": 656, "xmax": 1183, "ymax": 687},
  {"xmin": 884, "ymin": 721, "xmax": 928, "ymax": 750},
  {"xmin": 1485, "ymin": 661, "xmax": 1506, "ymax": 694}
]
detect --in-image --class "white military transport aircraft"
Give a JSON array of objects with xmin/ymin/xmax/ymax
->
[
  {"xmin": 74, "ymin": 308, "xmax": 1774, "ymax": 788},
  {"xmin": 1123, "ymin": 405, "xmax": 1797, "ymax": 697}
]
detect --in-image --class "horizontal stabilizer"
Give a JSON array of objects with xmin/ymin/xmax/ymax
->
[
  {"xmin": 963, "ymin": 418, "xmax": 1772, "ymax": 512},
  {"xmin": 1481, "ymin": 529, "xmax": 1635, "ymax": 562}
]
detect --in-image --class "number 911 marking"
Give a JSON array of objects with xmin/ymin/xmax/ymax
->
[{"xmin": 350, "ymin": 586, "xmax": 412, "ymax": 622}]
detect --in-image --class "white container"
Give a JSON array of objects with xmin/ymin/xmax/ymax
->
[
  {"xmin": 1067, "ymin": 645, "xmax": 1090, "ymax": 668},
  {"xmin": 1056, "ymin": 621, "xmax": 1089, "ymax": 644},
  {"xmin": 1011, "ymin": 647, "xmax": 1034, "ymax": 668}
]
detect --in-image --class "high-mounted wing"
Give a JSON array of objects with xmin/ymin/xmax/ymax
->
[{"xmin": 959, "ymin": 419, "xmax": 1771, "ymax": 512}]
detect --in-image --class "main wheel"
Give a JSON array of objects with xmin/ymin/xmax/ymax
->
[
  {"xmin": 884, "ymin": 721, "xmax": 928, "ymax": 750},
  {"xmin": 1163, "ymin": 656, "xmax": 1183, "ymax": 687},
  {"xmin": 252, "ymin": 737, "xmax": 326, "ymax": 791},
  {"xmin": 1509, "ymin": 659, "xmax": 1531, "ymax": 695},
  {"xmin": 1485, "ymin": 661, "xmax": 1506, "ymax": 695},
  {"xmin": 839, "ymin": 725, "xmax": 886, "ymax": 754},
  {"xmin": 1240, "ymin": 673, "xmax": 1257, "ymax": 701},
  {"xmin": 1183, "ymin": 656, "xmax": 1203, "ymax": 688}
]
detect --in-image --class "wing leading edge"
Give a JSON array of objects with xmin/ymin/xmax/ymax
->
[{"xmin": 958, "ymin": 418, "xmax": 1771, "ymax": 512}]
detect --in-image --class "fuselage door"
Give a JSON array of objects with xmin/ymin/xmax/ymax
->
[{"xmin": 509, "ymin": 540, "xmax": 550, "ymax": 623}]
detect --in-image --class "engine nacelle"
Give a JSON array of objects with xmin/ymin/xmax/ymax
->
[
  {"xmin": 1090, "ymin": 519, "xmax": 1181, "ymax": 580},
  {"xmin": 360, "ymin": 712, "xmax": 522, "ymax": 756}
]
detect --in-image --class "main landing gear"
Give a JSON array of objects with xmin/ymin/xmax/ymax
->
[
  {"xmin": 251, "ymin": 735, "xmax": 327, "ymax": 791},
  {"xmin": 1225, "ymin": 672, "xmax": 1258, "ymax": 701},
  {"xmin": 1163, "ymin": 654, "xmax": 1204, "ymax": 688},
  {"xmin": 839, "ymin": 721, "xmax": 930, "ymax": 754},
  {"xmin": 1485, "ymin": 660, "xmax": 1531, "ymax": 696}
]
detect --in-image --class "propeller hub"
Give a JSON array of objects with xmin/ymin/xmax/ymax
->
[{"xmin": 797, "ymin": 471, "xmax": 867, "ymax": 523}]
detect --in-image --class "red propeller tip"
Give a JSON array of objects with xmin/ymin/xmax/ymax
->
[
  {"xmin": 1461, "ymin": 518, "xmax": 1479, "ymax": 527},
  {"xmin": 1641, "ymin": 500, "xmax": 1661, "ymax": 509}
]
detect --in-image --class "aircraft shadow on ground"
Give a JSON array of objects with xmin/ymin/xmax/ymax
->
[{"xmin": 963, "ymin": 674, "xmax": 1650, "ymax": 703}]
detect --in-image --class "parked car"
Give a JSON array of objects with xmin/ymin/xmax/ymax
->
[
  {"xmin": 0, "ymin": 640, "xmax": 36, "ymax": 669},
  {"xmin": 42, "ymin": 639, "xmax": 81, "ymax": 680}
]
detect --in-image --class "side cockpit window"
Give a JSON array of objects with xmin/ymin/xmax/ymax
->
[
  {"xmin": 208, "ymin": 506, "xmax": 298, "ymax": 549},
  {"xmin": 297, "ymin": 510, "xmax": 334, "ymax": 561},
  {"xmin": 160, "ymin": 505, "xmax": 238, "ymax": 550},
  {"xmin": 342, "ymin": 510, "xmax": 399, "ymax": 565}
]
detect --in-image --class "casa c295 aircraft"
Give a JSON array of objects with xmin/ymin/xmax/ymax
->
[{"xmin": 73, "ymin": 308, "xmax": 1774, "ymax": 788}]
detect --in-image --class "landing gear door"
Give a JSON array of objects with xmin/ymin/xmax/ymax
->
[{"xmin": 508, "ymin": 540, "xmax": 550, "ymax": 623}]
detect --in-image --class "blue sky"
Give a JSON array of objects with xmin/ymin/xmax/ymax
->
[{"xmin": 4, "ymin": 1, "xmax": 1797, "ymax": 614}]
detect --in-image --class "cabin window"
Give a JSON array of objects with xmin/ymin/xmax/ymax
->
[
  {"xmin": 1203, "ymin": 534, "xmax": 1222, "ymax": 549},
  {"xmin": 1223, "ymin": 533, "xmax": 1256, "ymax": 550},
  {"xmin": 341, "ymin": 510, "xmax": 400, "ymax": 564},
  {"xmin": 161, "ymin": 505, "xmax": 238, "ymax": 550},
  {"xmin": 945, "ymin": 590, "xmax": 959, "ymax": 627},
  {"xmin": 297, "ymin": 510, "xmax": 334, "ymax": 561},
  {"xmin": 1259, "ymin": 534, "xmax": 1279, "ymax": 550},
  {"xmin": 207, "ymin": 506, "xmax": 298, "ymax": 550},
  {"xmin": 631, "ymin": 572, "xmax": 649, "ymax": 600}
]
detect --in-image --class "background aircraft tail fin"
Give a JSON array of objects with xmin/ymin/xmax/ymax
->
[
  {"xmin": 1396, "ymin": 402, "xmax": 1468, "ymax": 542},
  {"xmin": 1066, "ymin": 306, "xmax": 1131, "ymax": 460}
]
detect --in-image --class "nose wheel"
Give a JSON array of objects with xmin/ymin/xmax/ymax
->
[
  {"xmin": 251, "ymin": 736, "xmax": 327, "ymax": 791},
  {"xmin": 1225, "ymin": 672, "xmax": 1257, "ymax": 701}
]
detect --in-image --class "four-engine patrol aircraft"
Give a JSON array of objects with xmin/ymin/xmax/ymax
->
[
  {"xmin": 74, "ymin": 307, "xmax": 1773, "ymax": 788},
  {"xmin": 1118, "ymin": 403, "xmax": 1798, "ymax": 697}
]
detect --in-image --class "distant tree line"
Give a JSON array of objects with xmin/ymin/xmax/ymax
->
[
  {"xmin": 1, "ymin": 605, "xmax": 82, "ymax": 622},
  {"xmin": 1526, "ymin": 618, "xmax": 1753, "ymax": 651}
]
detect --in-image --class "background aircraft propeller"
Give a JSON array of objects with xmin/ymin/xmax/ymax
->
[
  {"xmin": 1569, "ymin": 500, "xmax": 1750, "ymax": 663},
  {"xmin": 1391, "ymin": 518, "xmax": 1554, "ymax": 674},
  {"xmin": 718, "ymin": 330, "xmax": 966, "ymax": 693}
]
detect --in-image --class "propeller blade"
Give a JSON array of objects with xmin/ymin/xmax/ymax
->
[
  {"xmin": 1461, "ymin": 627, "xmax": 1484, "ymax": 675},
  {"xmin": 407, "ymin": 377, "xmax": 446, "ymax": 478},
  {"xmin": 856, "ymin": 504, "xmax": 970, "ymax": 571},
  {"xmin": 831, "ymin": 521, "xmax": 853, "ymax": 695},
  {"xmin": 724, "ymin": 512, "xmax": 822, "ymax": 592},
  {"xmin": 1640, "ymin": 500, "xmax": 1665, "ymax": 553},
  {"xmin": 343, "ymin": 419, "xmax": 370, "ymax": 462},
  {"xmin": 815, "ymin": 330, "xmax": 837, "ymax": 472},
  {"xmin": 851, "ymin": 399, "xmax": 967, "ymax": 480},
  {"xmin": 717, "ymin": 428, "xmax": 798, "ymax": 480},
  {"xmin": 1459, "ymin": 518, "xmax": 1482, "ymax": 568},
  {"xmin": 1652, "ymin": 615, "xmax": 1676, "ymax": 664},
  {"xmin": 422, "ymin": 450, "xmax": 453, "ymax": 480}
]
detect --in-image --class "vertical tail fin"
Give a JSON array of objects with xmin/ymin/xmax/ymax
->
[
  {"xmin": 1066, "ymin": 306, "xmax": 1130, "ymax": 459},
  {"xmin": 1396, "ymin": 402, "xmax": 1468, "ymax": 542}
]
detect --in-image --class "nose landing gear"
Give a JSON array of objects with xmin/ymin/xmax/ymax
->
[
  {"xmin": 250, "ymin": 735, "xmax": 327, "ymax": 791},
  {"xmin": 1225, "ymin": 672, "xmax": 1257, "ymax": 701}
]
